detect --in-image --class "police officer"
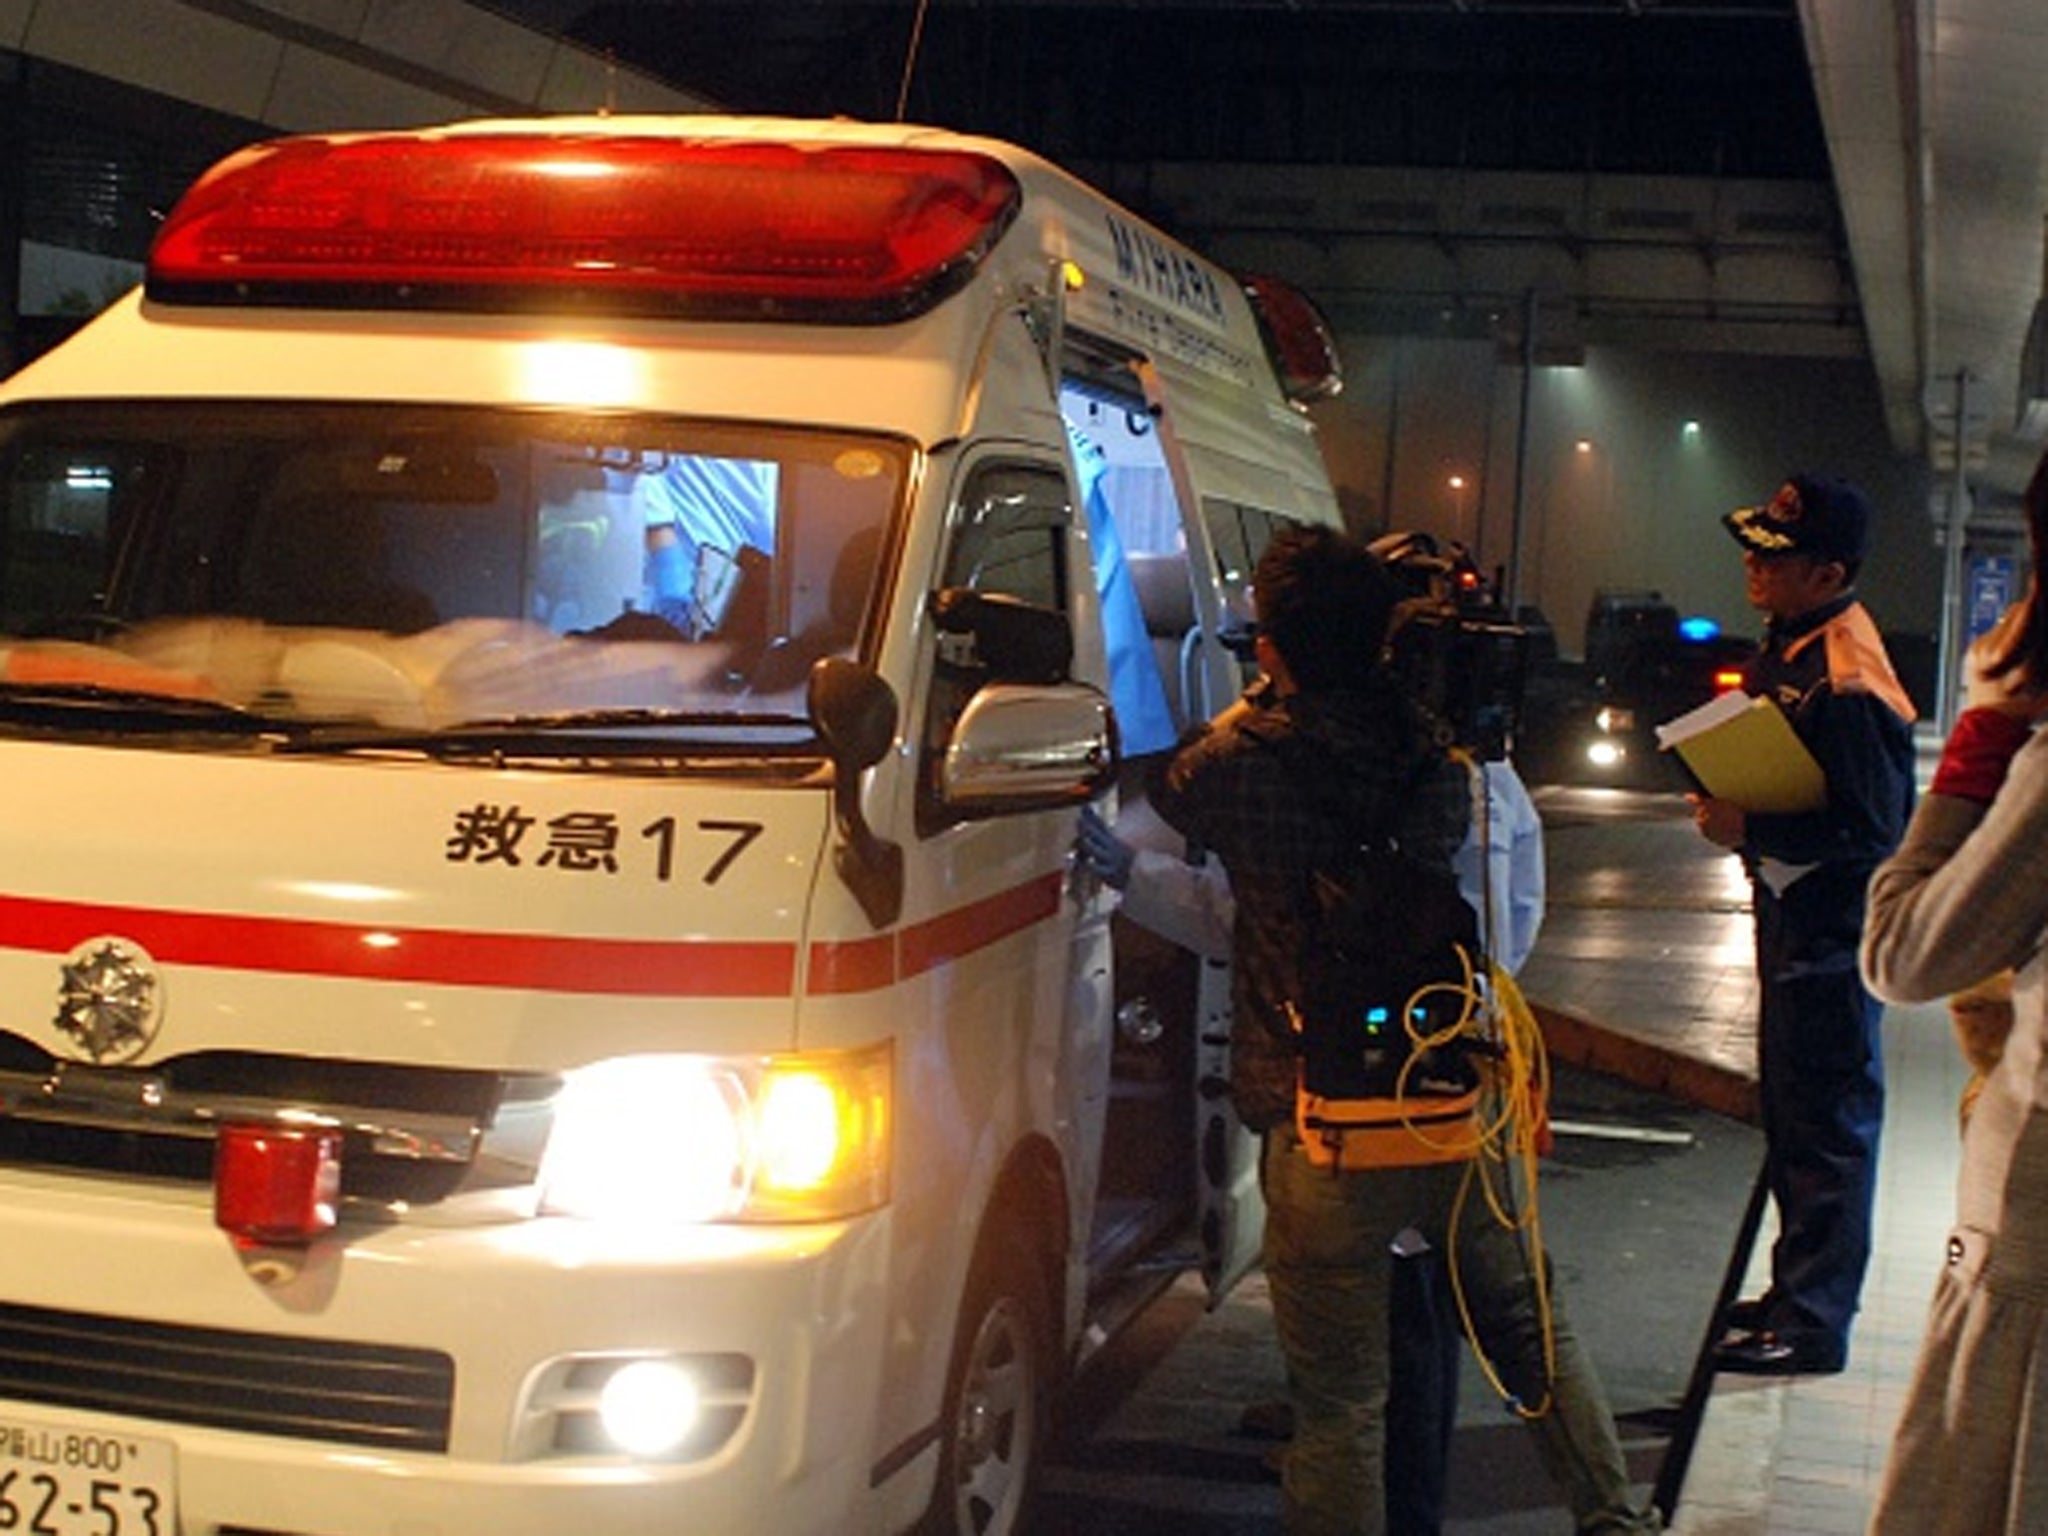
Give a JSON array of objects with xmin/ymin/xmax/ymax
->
[{"xmin": 1693, "ymin": 475, "xmax": 1917, "ymax": 1375}]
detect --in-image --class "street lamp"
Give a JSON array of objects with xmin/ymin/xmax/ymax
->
[
  {"xmin": 1568, "ymin": 436, "xmax": 1615, "ymax": 530},
  {"xmin": 1447, "ymin": 473, "xmax": 1468, "ymax": 542}
]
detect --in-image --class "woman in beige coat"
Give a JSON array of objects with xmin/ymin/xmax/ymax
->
[{"xmin": 1860, "ymin": 448, "xmax": 2048, "ymax": 1534}]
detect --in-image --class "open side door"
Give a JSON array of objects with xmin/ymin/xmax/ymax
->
[
  {"xmin": 1056, "ymin": 334, "xmax": 1340, "ymax": 1306},
  {"xmin": 1130, "ymin": 354, "xmax": 1351, "ymax": 1302},
  {"xmin": 1124, "ymin": 359, "xmax": 1340, "ymax": 1306}
]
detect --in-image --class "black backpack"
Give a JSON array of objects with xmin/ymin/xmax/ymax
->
[{"xmin": 1274, "ymin": 741, "xmax": 1484, "ymax": 1102}]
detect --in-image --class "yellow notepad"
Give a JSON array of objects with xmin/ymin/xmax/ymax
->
[{"xmin": 1654, "ymin": 691, "xmax": 1826, "ymax": 814}]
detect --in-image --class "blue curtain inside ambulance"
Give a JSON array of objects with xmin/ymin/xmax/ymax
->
[{"xmin": 1067, "ymin": 423, "xmax": 1177, "ymax": 758}]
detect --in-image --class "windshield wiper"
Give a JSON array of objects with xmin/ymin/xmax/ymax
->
[
  {"xmin": 0, "ymin": 682, "xmax": 282, "ymax": 733},
  {"xmin": 447, "ymin": 708, "xmax": 812, "ymax": 733},
  {"xmin": 274, "ymin": 707, "xmax": 816, "ymax": 757}
]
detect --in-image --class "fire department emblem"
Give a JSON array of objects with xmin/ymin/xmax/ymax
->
[
  {"xmin": 1766, "ymin": 482, "xmax": 1806, "ymax": 523},
  {"xmin": 54, "ymin": 937, "xmax": 164, "ymax": 1064}
]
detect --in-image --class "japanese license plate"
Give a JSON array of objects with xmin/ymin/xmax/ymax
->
[{"xmin": 0, "ymin": 1420, "xmax": 174, "ymax": 1536}]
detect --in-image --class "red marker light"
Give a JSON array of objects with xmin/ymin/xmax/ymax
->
[
  {"xmin": 147, "ymin": 133, "xmax": 1022, "ymax": 323},
  {"xmin": 1712, "ymin": 669, "xmax": 1746, "ymax": 694},
  {"xmin": 1241, "ymin": 273, "xmax": 1343, "ymax": 404},
  {"xmin": 214, "ymin": 1124, "xmax": 342, "ymax": 1245}
]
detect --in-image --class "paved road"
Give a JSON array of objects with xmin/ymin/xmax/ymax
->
[{"xmin": 1037, "ymin": 1062, "xmax": 1766, "ymax": 1533}]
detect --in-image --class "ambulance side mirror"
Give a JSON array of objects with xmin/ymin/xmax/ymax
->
[
  {"xmin": 938, "ymin": 683, "xmax": 1118, "ymax": 816},
  {"xmin": 809, "ymin": 657, "xmax": 904, "ymax": 928}
]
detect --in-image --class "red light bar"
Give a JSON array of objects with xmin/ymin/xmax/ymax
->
[
  {"xmin": 1712, "ymin": 669, "xmax": 1746, "ymax": 694},
  {"xmin": 214, "ymin": 1124, "xmax": 341, "ymax": 1246},
  {"xmin": 1241, "ymin": 273, "xmax": 1343, "ymax": 404},
  {"xmin": 147, "ymin": 133, "xmax": 1022, "ymax": 324}
]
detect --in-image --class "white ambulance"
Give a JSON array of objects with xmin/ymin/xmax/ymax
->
[{"xmin": 0, "ymin": 115, "xmax": 1343, "ymax": 1535}]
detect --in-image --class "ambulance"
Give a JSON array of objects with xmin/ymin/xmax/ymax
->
[{"xmin": 0, "ymin": 114, "xmax": 1343, "ymax": 1535}]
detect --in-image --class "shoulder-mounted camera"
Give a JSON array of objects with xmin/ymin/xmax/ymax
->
[{"xmin": 1368, "ymin": 531, "xmax": 1530, "ymax": 759}]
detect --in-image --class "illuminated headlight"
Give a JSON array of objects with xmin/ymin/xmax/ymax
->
[
  {"xmin": 1594, "ymin": 706, "xmax": 1635, "ymax": 734},
  {"xmin": 599, "ymin": 1360, "xmax": 702, "ymax": 1458},
  {"xmin": 538, "ymin": 1044, "xmax": 891, "ymax": 1224},
  {"xmin": 1587, "ymin": 739, "xmax": 1626, "ymax": 769}
]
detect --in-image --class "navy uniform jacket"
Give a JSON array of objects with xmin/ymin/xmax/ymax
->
[{"xmin": 1743, "ymin": 592, "xmax": 1916, "ymax": 973}]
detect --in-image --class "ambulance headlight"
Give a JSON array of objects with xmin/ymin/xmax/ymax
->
[
  {"xmin": 538, "ymin": 1044, "xmax": 892, "ymax": 1224},
  {"xmin": 599, "ymin": 1359, "xmax": 701, "ymax": 1457}
]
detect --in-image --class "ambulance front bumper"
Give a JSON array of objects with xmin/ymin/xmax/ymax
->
[{"xmin": 0, "ymin": 1171, "xmax": 901, "ymax": 1536}]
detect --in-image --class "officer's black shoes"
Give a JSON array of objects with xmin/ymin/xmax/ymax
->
[{"xmin": 1713, "ymin": 1328, "xmax": 1847, "ymax": 1377}]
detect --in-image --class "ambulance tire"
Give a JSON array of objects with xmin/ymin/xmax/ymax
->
[{"xmin": 921, "ymin": 1229, "xmax": 1051, "ymax": 1536}]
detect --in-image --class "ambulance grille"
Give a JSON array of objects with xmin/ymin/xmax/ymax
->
[
  {"xmin": 0, "ymin": 1301, "xmax": 454, "ymax": 1452},
  {"xmin": 0, "ymin": 1039, "xmax": 535, "ymax": 1208},
  {"xmin": 0, "ymin": 1115, "xmax": 476, "ymax": 1204}
]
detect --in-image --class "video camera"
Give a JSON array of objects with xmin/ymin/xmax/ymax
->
[{"xmin": 1369, "ymin": 531, "xmax": 1530, "ymax": 760}]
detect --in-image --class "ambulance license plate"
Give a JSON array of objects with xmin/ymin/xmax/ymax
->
[{"xmin": 0, "ymin": 1420, "xmax": 174, "ymax": 1536}]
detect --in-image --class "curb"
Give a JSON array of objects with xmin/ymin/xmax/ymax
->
[{"xmin": 1530, "ymin": 1002, "xmax": 1760, "ymax": 1125}]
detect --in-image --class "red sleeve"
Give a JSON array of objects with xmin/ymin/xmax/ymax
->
[{"xmin": 1929, "ymin": 708, "xmax": 2035, "ymax": 803}]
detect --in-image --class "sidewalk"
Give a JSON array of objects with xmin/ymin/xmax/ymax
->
[{"xmin": 1524, "ymin": 785, "xmax": 1959, "ymax": 1535}]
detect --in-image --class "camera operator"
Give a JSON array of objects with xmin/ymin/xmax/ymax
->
[
  {"xmin": 1143, "ymin": 523, "xmax": 1655, "ymax": 1536},
  {"xmin": 1078, "ymin": 536, "xmax": 1545, "ymax": 1534}
]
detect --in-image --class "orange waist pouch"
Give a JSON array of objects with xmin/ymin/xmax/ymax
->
[{"xmin": 1294, "ymin": 1082, "xmax": 1483, "ymax": 1170}]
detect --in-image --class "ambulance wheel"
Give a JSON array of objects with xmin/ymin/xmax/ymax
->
[{"xmin": 922, "ymin": 1230, "xmax": 1050, "ymax": 1536}]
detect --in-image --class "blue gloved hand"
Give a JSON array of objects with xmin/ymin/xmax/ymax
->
[{"xmin": 1076, "ymin": 805, "xmax": 1135, "ymax": 890}]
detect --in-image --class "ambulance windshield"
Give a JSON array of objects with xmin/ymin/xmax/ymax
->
[{"xmin": 0, "ymin": 403, "xmax": 906, "ymax": 744}]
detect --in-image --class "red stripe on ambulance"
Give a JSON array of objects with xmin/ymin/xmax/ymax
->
[
  {"xmin": 0, "ymin": 879, "xmax": 1064, "ymax": 998},
  {"xmin": 0, "ymin": 893, "xmax": 791, "ymax": 996},
  {"xmin": 809, "ymin": 873, "xmax": 1064, "ymax": 993}
]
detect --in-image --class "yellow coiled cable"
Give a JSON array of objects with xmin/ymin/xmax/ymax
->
[{"xmin": 1387, "ymin": 747, "xmax": 1560, "ymax": 1418}]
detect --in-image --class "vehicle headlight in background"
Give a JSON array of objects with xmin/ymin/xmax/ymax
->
[
  {"xmin": 538, "ymin": 1043, "xmax": 892, "ymax": 1224},
  {"xmin": 1587, "ymin": 705, "xmax": 1634, "ymax": 771}
]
